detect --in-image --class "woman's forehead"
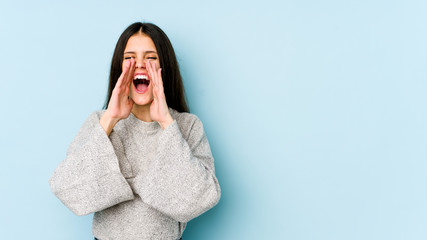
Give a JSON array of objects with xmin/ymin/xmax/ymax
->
[{"xmin": 125, "ymin": 34, "xmax": 157, "ymax": 52}]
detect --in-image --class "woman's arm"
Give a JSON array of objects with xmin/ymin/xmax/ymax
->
[
  {"xmin": 50, "ymin": 59, "xmax": 136, "ymax": 215},
  {"xmin": 132, "ymin": 115, "xmax": 221, "ymax": 223},
  {"xmin": 49, "ymin": 112, "xmax": 134, "ymax": 216},
  {"xmin": 100, "ymin": 58, "xmax": 136, "ymax": 136}
]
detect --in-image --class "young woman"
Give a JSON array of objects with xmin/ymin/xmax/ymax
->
[{"xmin": 49, "ymin": 22, "xmax": 221, "ymax": 240}]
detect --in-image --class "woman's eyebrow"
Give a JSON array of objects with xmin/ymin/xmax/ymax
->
[{"xmin": 124, "ymin": 51, "xmax": 158, "ymax": 54}]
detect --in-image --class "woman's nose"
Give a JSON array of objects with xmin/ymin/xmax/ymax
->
[{"xmin": 135, "ymin": 59, "xmax": 146, "ymax": 68}]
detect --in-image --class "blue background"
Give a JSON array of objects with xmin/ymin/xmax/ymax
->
[{"xmin": 1, "ymin": 0, "xmax": 426, "ymax": 239}]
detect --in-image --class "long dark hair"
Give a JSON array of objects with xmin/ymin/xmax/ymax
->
[{"xmin": 104, "ymin": 22, "xmax": 189, "ymax": 113}]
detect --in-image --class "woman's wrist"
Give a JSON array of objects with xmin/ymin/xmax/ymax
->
[
  {"xmin": 100, "ymin": 111, "xmax": 120, "ymax": 136},
  {"xmin": 159, "ymin": 114, "xmax": 174, "ymax": 130}
]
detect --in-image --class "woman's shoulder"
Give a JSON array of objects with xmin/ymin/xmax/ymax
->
[
  {"xmin": 169, "ymin": 108, "xmax": 200, "ymax": 125},
  {"xmin": 94, "ymin": 110, "xmax": 107, "ymax": 119},
  {"xmin": 169, "ymin": 108, "xmax": 206, "ymax": 137},
  {"xmin": 80, "ymin": 110, "xmax": 106, "ymax": 122}
]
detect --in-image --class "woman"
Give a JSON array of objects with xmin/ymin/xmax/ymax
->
[{"xmin": 49, "ymin": 22, "xmax": 221, "ymax": 240}]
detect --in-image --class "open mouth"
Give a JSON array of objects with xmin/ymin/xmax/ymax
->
[{"xmin": 133, "ymin": 74, "xmax": 150, "ymax": 93}]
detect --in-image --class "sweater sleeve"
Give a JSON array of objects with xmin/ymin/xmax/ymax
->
[
  {"xmin": 49, "ymin": 112, "xmax": 134, "ymax": 216},
  {"xmin": 132, "ymin": 116, "xmax": 221, "ymax": 223}
]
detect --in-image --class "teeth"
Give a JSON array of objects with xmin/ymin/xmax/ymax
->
[{"xmin": 134, "ymin": 75, "xmax": 148, "ymax": 80}]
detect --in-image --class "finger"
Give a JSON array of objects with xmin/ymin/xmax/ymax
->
[
  {"xmin": 154, "ymin": 66, "xmax": 163, "ymax": 94},
  {"xmin": 116, "ymin": 60, "xmax": 130, "ymax": 88},
  {"xmin": 152, "ymin": 74, "xmax": 158, "ymax": 99},
  {"xmin": 148, "ymin": 61, "xmax": 158, "ymax": 90},
  {"xmin": 152, "ymin": 87, "xmax": 158, "ymax": 99},
  {"xmin": 127, "ymin": 59, "xmax": 136, "ymax": 88},
  {"xmin": 148, "ymin": 60, "xmax": 156, "ymax": 84},
  {"xmin": 152, "ymin": 62, "xmax": 160, "ymax": 89},
  {"xmin": 154, "ymin": 64, "xmax": 163, "ymax": 97},
  {"xmin": 158, "ymin": 68, "xmax": 163, "ymax": 90},
  {"xmin": 123, "ymin": 59, "xmax": 135, "ymax": 88},
  {"xmin": 118, "ymin": 59, "xmax": 130, "ymax": 90}
]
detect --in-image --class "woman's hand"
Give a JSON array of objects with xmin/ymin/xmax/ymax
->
[
  {"xmin": 100, "ymin": 59, "xmax": 136, "ymax": 135},
  {"xmin": 147, "ymin": 61, "xmax": 174, "ymax": 129}
]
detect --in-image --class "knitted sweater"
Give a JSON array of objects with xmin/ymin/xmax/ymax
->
[{"xmin": 49, "ymin": 109, "xmax": 221, "ymax": 240}]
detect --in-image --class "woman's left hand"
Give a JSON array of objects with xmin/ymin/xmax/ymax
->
[{"xmin": 147, "ymin": 61, "xmax": 174, "ymax": 129}]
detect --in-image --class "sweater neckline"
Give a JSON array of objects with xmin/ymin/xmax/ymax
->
[{"xmin": 127, "ymin": 112, "xmax": 161, "ymax": 132}]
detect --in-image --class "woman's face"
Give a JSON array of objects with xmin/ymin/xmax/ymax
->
[{"xmin": 123, "ymin": 33, "xmax": 161, "ymax": 106}]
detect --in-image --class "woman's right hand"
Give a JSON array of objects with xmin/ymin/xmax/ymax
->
[{"xmin": 100, "ymin": 59, "xmax": 136, "ymax": 135}]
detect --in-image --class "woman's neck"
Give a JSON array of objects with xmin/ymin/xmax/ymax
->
[{"xmin": 131, "ymin": 104, "xmax": 152, "ymax": 122}]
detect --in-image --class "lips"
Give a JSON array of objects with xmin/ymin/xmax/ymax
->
[{"xmin": 133, "ymin": 73, "xmax": 150, "ymax": 94}]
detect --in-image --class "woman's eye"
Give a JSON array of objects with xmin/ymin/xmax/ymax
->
[
  {"xmin": 147, "ymin": 57, "xmax": 157, "ymax": 60},
  {"xmin": 124, "ymin": 56, "xmax": 134, "ymax": 60}
]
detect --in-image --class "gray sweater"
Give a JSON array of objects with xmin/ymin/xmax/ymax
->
[{"xmin": 49, "ymin": 109, "xmax": 221, "ymax": 240}]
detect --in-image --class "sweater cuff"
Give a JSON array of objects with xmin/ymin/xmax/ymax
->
[{"xmin": 55, "ymin": 172, "xmax": 134, "ymax": 216}]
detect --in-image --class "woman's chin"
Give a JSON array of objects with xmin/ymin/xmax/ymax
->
[
  {"xmin": 131, "ymin": 96, "xmax": 153, "ymax": 107},
  {"xmin": 130, "ymin": 88, "xmax": 153, "ymax": 106}
]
